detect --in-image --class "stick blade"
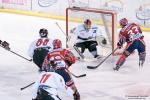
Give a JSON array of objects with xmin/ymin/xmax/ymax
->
[
  {"xmin": 87, "ymin": 66, "xmax": 97, "ymax": 69},
  {"xmin": 78, "ymin": 74, "xmax": 86, "ymax": 77}
]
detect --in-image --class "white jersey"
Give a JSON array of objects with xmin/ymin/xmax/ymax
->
[
  {"xmin": 32, "ymin": 71, "xmax": 74, "ymax": 100},
  {"xmin": 28, "ymin": 37, "xmax": 53, "ymax": 58},
  {"xmin": 73, "ymin": 24, "xmax": 103, "ymax": 43}
]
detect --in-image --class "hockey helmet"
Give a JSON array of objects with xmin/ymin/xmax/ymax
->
[
  {"xmin": 53, "ymin": 39, "xmax": 62, "ymax": 49},
  {"xmin": 84, "ymin": 19, "xmax": 92, "ymax": 30},
  {"xmin": 119, "ymin": 18, "xmax": 128, "ymax": 27},
  {"xmin": 39, "ymin": 28, "xmax": 48, "ymax": 38}
]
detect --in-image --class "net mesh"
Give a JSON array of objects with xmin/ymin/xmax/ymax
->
[{"xmin": 66, "ymin": 7, "xmax": 117, "ymax": 57}]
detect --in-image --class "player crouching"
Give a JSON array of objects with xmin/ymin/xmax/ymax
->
[{"xmin": 32, "ymin": 63, "xmax": 80, "ymax": 100}]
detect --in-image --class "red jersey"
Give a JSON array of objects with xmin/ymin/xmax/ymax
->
[
  {"xmin": 119, "ymin": 23, "xmax": 143, "ymax": 44},
  {"xmin": 43, "ymin": 48, "xmax": 76, "ymax": 69}
]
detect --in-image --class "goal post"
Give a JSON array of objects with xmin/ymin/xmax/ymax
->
[{"xmin": 66, "ymin": 7, "xmax": 117, "ymax": 57}]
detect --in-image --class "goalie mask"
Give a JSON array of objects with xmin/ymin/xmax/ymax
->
[
  {"xmin": 53, "ymin": 39, "xmax": 62, "ymax": 49},
  {"xmin": 119, "ymin": 18, "xmax": 128, "ymax": 28},
  {"xmin": 84, "ymin": 19, "xmax": 92, "ymax": 30},
  {"xmin": 39, "ymin": 28, "xmax": 48, "ymax": 38}
]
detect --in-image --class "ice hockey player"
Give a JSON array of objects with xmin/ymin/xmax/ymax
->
[
  {"xmin": 32, "ymin": 64, "xmax": 80, "ymax": 100},
  {"xmin": 42, "ymin": 39, "xmax": 80, "ymax": 100},
  {"xmin": 0, "ymin": 40, "xmax": 10, "ymax": 50},
  {"xmin": 72, "ymin": 19, "xmax": 107, "ymax": 58},
  {"xmin": 28, "ymin": 28, "xmax": 53, "ymax": 70},
  {"xmin": 113, "ymin": 18, "xmax": 146, "ymax": 71}
]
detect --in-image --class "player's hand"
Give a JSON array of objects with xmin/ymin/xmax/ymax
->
[
  {"xmin": 2, "ymin": 41, "xmax": 10, "ymax": 50},
  {"xmin": 117, "ymin": 42, "xmax": 122, "ymax": 49},
  {"xmin": 0, "ymin": 40, "xmax": 2, "ymax": 44},
  {"xmin": 102, "ymin": 38, "xmax": 107, "ymax": 45}
]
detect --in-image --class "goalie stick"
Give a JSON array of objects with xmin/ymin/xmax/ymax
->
[
  {"xmin": 0, "ymin": 45, "xmax": 32, "ymax": 62},
  {"xmin": 87, "ymin": 47, "xmax": 118, "ymax": 69},
  {"xmin": 73, "ymin": 45, "xmax": 84, "ymax": 59}
]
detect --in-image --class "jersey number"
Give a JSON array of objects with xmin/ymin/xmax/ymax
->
[
  {"xmin": 36, "ymin": 39, "xmax": 49, "ymax": 47},
  {"xmin": 127, "ymin": 26, "xmax": 139, "ymax": 41},
  {"xmin": 40, "ymin": 74, "xmax": 51, "ymax": 83}
]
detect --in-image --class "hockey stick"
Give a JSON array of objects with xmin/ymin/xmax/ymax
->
[
  {"xmin": 73, "ymin": 45, "xmax": 84, "ymax": 59},
  {"xmin": 55, "ymin": 22, "xmax": 66, "ymax": 36},
  {"xmin": 55, "ymin": 22, "xmax": 70, "ymax": 47},
  {"xmin": 0, "ymin": 45, "xmax": 32, "ymax": 62},
  {"xmin": 20, "ymin": 82, "xmax": 35, "ymax": 91},
  {"xmin": 87, "ymin": 47, "xmax": 118, "ymax": 69}
]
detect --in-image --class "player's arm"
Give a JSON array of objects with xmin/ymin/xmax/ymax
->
[
  {"xmin": 117, "ymin": 32, "xmax": 126, "ymax": 49},
  {"xmin": 32, "ymin": 82, "xmax": 39, "ymax": 100},
  {"xmin": 64, "ymin": 49, "xmax": 76, "ymax": 67},
  {"xmin": 54, "ymin": 73, "xmax": 74, "ymax": 97},
  {"xmin": 28, "ymin": 41, "xmax": 36, "ymax": 58},
  {"xmin": 32, "ymin": 73, "xmax": 45, "ymax": 100}
]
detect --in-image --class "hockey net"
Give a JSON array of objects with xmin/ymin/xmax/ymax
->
[{"xmin": 66, "ymin": 7, "xmax": 118, "ymax": 58}]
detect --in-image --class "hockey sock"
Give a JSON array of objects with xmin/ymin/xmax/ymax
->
[{"xmin": 116, "ymin": 54, "xmax": 126, "ymax": 67}]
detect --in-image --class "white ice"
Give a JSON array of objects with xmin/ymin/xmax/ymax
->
[{"xmin": 0, "ymin": 12, "xmax": 150, "ymax": 100}]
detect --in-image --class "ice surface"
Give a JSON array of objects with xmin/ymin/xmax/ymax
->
[{"xmin": 0, "ymin": 12, "xmax": 150, "ymax": 100}]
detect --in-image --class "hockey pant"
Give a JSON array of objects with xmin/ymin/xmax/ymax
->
[
  {"xmin": 116, "ymin": 39, "xmax": 146, "ymax": 67},
  {"xmin": 55, "ymin": 68, "xmax": 74, "ymax": 87},
  {"xmin": 75, "ymin": 41, "xmax": 98, "ymax": 57},
  {"xmin": 33, "ymin": 48, "xmax": 49, "ymax": 70},
  {"xmin": 38, "ymin": 88, "xmax": 61, "ymax": 100}
]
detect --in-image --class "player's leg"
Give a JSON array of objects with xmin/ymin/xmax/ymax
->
[
  {"xmin": 55, "ymin": 68, "xmax": 74, "ymax": 86},
  {"xmin": 33, "ymin": 48, "xmax": 49, "ymax": 70},
  {"xmin": 87, "ymin": 41, "xmax": 99, "ymax": 58},
  {"xmin": 75, "ymin": 42, "xmax": 86, "ymax": 53},
  {"xmin": 114, "ymin": 41, "xmax": 137, "ymax": 71},
  {"xmin": 55, "ymin": 68, "xmax": 80, "ymax": 99},
  {"xmin": 137, "ymin": 39, "xmax": 146, "ymax": 66}
]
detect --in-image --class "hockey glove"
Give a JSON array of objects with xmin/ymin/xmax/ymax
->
[
  {"xmin": 0, "ymin": 40, "xmax": 2, "ymax": 44},
  {"xmin": 117, "ymin": 42, "xmax": 122, "ymax": 49},
  {"xmin": 73, "ymin": 90, "xmax": 80, "ymax": 100},
  {"xmin": 2, "ymin": 41, "xmax": 10, "ymax": 50},
  {"xmin": 65, "ymin": 57, "xmax": 73, "ymax": 66},
  {"xmin": 101, "ymin": 38, "xmax": 107, "ymax": 45}
]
